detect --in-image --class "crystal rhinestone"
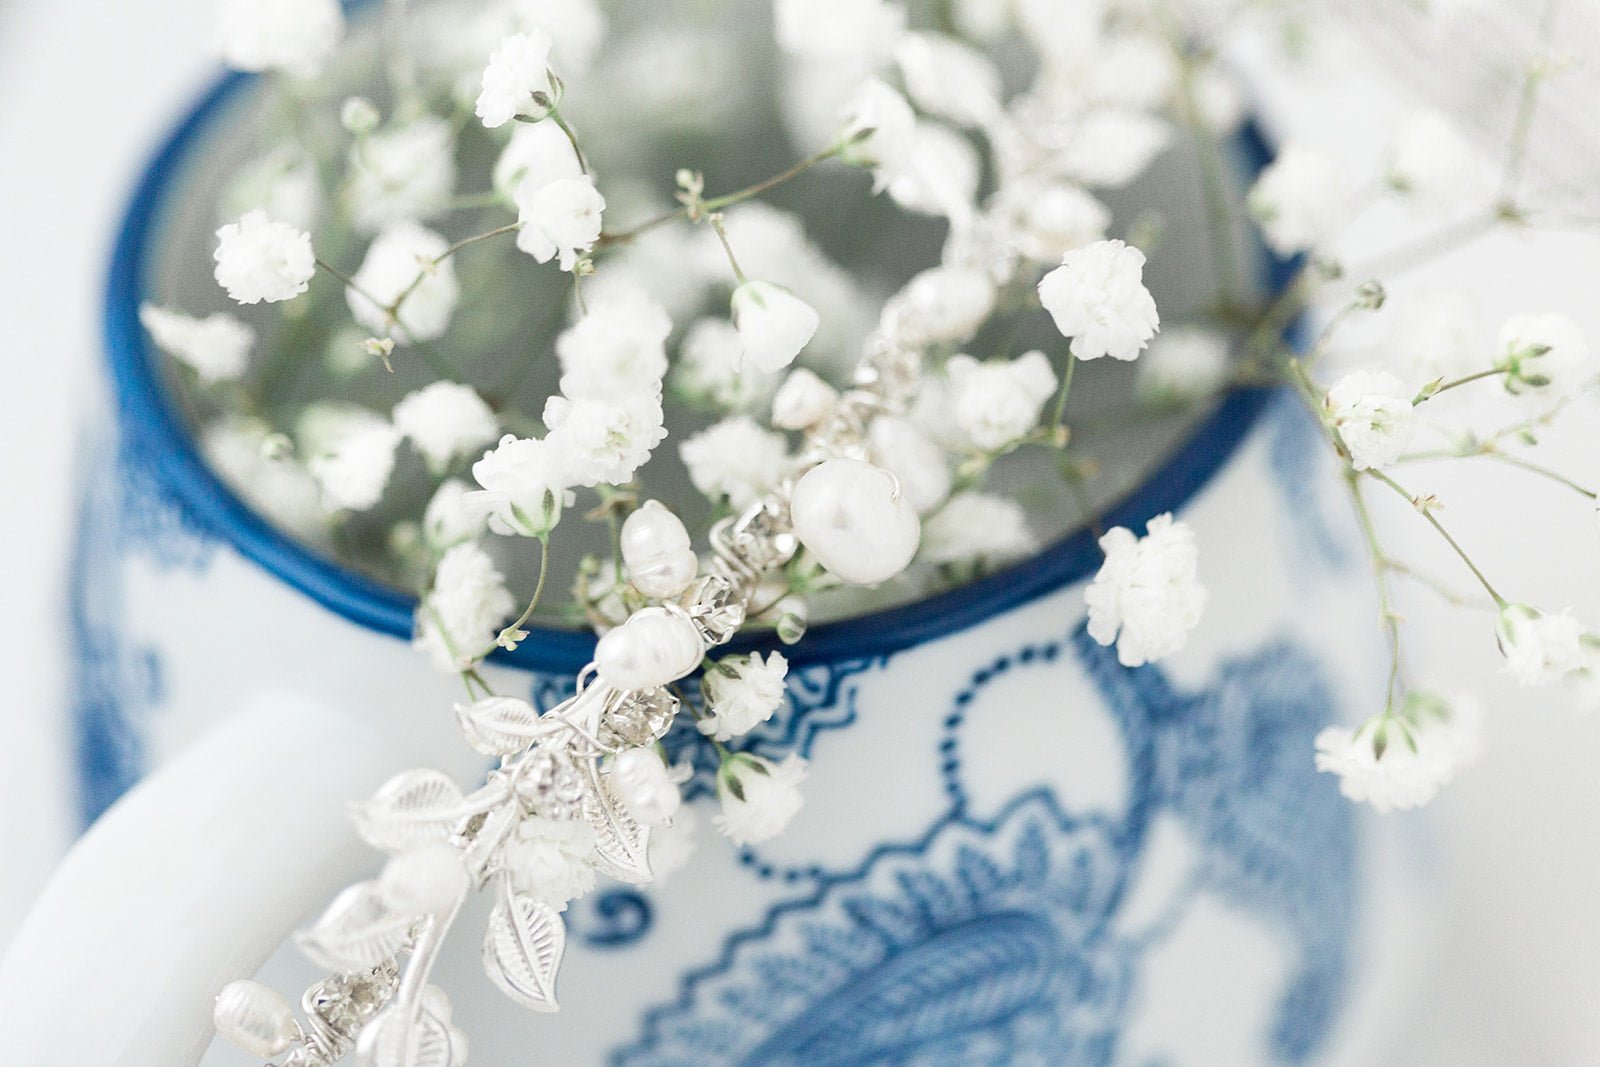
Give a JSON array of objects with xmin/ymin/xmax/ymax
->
[
  {"xmin": 598, "ymin": 687, "xmax": 679, "ymax": 749},
  {"xmin": 685, "ymin": 574, "xmax": 747, "ymax": 645},
  {"xmin": 514, "ymin": 745, "xmax": 588, "ymax": 819},
  {"xmin": 308, "ymin": 964, "xmax": 399, "ymax": 1038}
]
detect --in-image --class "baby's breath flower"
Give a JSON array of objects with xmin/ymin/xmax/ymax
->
[
  {"xmin": 556, "ymin": 291, "xmax": 673, "ymax": 399},
  {"xmin": 1325, "ymin": 368, "xmax": 1417, "ymax": 472},
  {"xmin": 920, "ymin": 492, "xmax": 1035, "ymax": 567},
  {"xmin": 300, "ymin": 408, "xmax": 401, "ymax": 513},
  {"xmin": 467, "ymin": 434, "xmax": 575, "ymax": 537},
  {"xmin": 1038, "ymin": 239, "xmax": 1160, "ymax": 361},
  {"xmin": 422, "ymin": 479, "xmax": 487, "ymax": 552},
  {"xmin": 996, "ymin": 179, "xmax": 1111, "ymax": 265},
  {"xmin": 894, "ymin": 32, "xmax": 1003, "ymax": 128},
  {"xmin": 839, "ymin": 78, "xmax": 918, "ymax": 192},
  {"xmin": 203, "ymin": 418, "xmax": 328, "ymax": 541},
  {"xmin": 347, "ymin": 222, "xmax": 460, "ymax": 344},
  {"xmin": 674, "ymin": 318, "xmax": 773, "ymax": 412},
  {"xmin": 1085, "ymin": 513, "xmax": 1207, "ymax": 668},
  {"xmin": 771, "ymin": 368, "xmax": 840, "ymax": 431},
  {"xmin": 138, "ymin": 304, "xmax": 254, "ymax": 384},
  {"xmin": 699, "ymin": 652, "xmax": 790, "ymax": 742},
  {"xmin": 346, "ymin": 117, "xmax": 457, "ymax": 232},
  {"xmin": 1315, "ymin": 693, "xmax": 1483, "ymax": 813},
  {"xmin": 1135, "ymin": 325, "xmax": 1229, "ymax": 404},
  {"xmin": 1247, "ymin": 144, "xmax": 1352, "ymax": 254},
  {"xmin": 868, "ymin": 416, "xmax": 951, "ymax": 514},
  {"xmin": 1497, "ymin": 604, "xmax": 1591, "ymax": 686},
  {"xmin": 213, "ymin": 210, "xmax": 315, "ymax": 305},
  {"xmin": 884, "ymin": 121, "xmax": 982, "ymax": 220},
  {"xmin": 714, "ymin": 753, "xmax": 808, "ymax": 846},
  {"xmin": 1386, "ymin": 111, "xmax": 1487, "ymax": 214},
  {"xmin": 773, "ymin": 0, "xmax": 905, "ymax": 60},
  {"xmin": 493, "ymin": 119, "xmax": 584, "ymax": 199},
  {"xmin": 222, "ymin": 144, "xmax": 321, "ymax": 231},
  {"xmin": 1391, "ymin": 291, "xmax": 1487, "ymax": 389},
  {"xmin": 944, "ymin": 350, "xmax": 1058, "ymax": 452},
  {"xmin": 1496, "ymin": 313, "xmax": 1595, "ymax": 404},
  {"xmin": 392, "ymin": 382, "xmax": 500, "ymax": 474},
  {"xmin": 731, "ymin": 281, "xmax": 821, "ymax": 374},
  {"xmin": 499, "ymin": 815, "xmax": 597, "ymax": 910},
  {"xmin": 880, "ymin": 265, "xmax": 996, "ymax": 348},
  {"xmin": 515, "ymin": 175, "xmax": 605, "ymax": 271},
  {"xmin": 542, "ymin": 391, "xmax": 667, "ymax": 487},
  {"xmin": 414, "ymin": 542, "xmax": 516, "ymax": 672},
  {"xmin": 216, "ymin": 0, "xmax": 344, "ymax": 76},
  {"xmin": 679, "ymin": 416, "xmax": 790, "ymax": 510},
  {"xmin": 475, "ymin": 30, "xmax": 560, "ymax": 129}
]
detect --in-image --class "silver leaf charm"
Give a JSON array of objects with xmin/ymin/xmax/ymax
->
[
  {"xmin": 454, "ymin": 696, "xmax": 544, "ymax": 756},
  {"xmin": 355, "ymin": 1002, "xmax": 464, "ymax": 1067},
  {"xmin": 296, "ymin": 883, "xmax": 416, "ymax": 972},
  {"xmin": 351, "ymin": 769, "xmax": 472, "ymax": 853},
  {"xmin": 583, "ymin": 761, "xmax": 653, "ymax": 885},
  {"xmin": 482, "ymin": 877, "xmax": 565, "ymax": 1012}
]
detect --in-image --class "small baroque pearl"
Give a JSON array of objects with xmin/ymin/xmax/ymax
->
[
  {"xmin": 610, "ymin": 747, "xmax": 682, "ymax": 825},
  {"xmin": 378, "ymin": 841, "xmax": 471, "ymax": 916},
  {"xmin": 791, "ymin": 458, "xmax": 921, "ymax": 585},
  {"xmin": 214, "ymin": 979, "xmax": 299, "ymax": 1058},
  {"xmin": 622, "ymin": 501, "xmax": 699, "ymax": 599},
  {"xmin": 595, "ymin": 606, "xmax": 705, "ymax": 691}
]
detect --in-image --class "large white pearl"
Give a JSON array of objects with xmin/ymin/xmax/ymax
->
[
  {"xmin": 377, "ymin": 841, "xmax": 470, "ymax": 916},
  {"xmin": 621, "ymin": 501, "xmax": 699, "ymax": 599},
  {"xmin": 609, "ymin": 747, "xmax": 682, "ymax": 825},
  {"xmin": 790, "ymin": 458, "xmax": 921, "ymax": 585},
  {"xmin": 214, "ymin": 979, "xmax": 299, "ymax": 1058},
  {"xmin": 595, "ymin": 607, "xmax": 705, "ymax": 691}
]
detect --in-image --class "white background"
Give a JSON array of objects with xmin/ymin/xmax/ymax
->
[{"xmin": 1, "ymin": 1, "xmax": 1598, "ymax": 1062}]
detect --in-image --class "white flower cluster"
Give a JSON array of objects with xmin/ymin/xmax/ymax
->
[
  {"xmin": 1086, "ymin": 513, "xmax": 1207, "ymax": 668},
  {"xmin": 1315, "ymin": 694, "xmax": 1483, "ymax": 813}
]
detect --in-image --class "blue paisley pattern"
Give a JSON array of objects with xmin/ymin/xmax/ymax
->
[{"xmin": 614, "ymin": 624, "xmax": 1355, "ymax": 1066}]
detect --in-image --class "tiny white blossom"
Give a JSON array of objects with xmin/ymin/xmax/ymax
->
[
  {"xmin": 771, "ymin": 368, "xmax": 840, "ymax": 431},
  {"xmin": 1038, "ymin": 239, "xmax": 1160, "ymax": 361},
  {"xmin": 1496, "ymin": 313, "xmax": 1595, "ymax": 404},
  {"xmin": 895, "ymin": 32, "xmax": 1002, "ymax": 128},
  {"xmin": 945, "ymin": 351, "xmax": 1058, "ymax": 452},
  {"xmin": 216, "ymin": 0, "xmax": 344, "ymax": 76},
  {"xmin": 609, "ymin": 748, "xmax": 682, "ymax": 826},
  {"xmin": 493, "ymin": 118, "xmax": 584, "ymax": 199},
  {"xmin": 700, "ymin": 652, "xmax": 790, "ymax": 742},
  {"xmin": 996, "ymin": 180, "xmax": 1111, "ymax": 264},
  {"xmin": 346, "ymin": 117, "xmax": 457, "ymax": 232},
  {"xmin": 556, "ymin": 291, "xmax": 673, "ymax": 399},
  {"xmin": 347, "ymin": 222, "xmax": 460, "ymax": 343},
  {"xmin": 422, "ymin": 479, "xmax": 488, "ymax": 552},
  {"xmin": 1386, "ymin": 111, "xmax": 1487, "ymax": 214},
  {"xmin": 1248, "ymin": 145, "xmax": 1352, "ymax": 254},
  {"xmin": 476, "ymin": 31, "xmax": 559, "ymax": 129},
  {"xmin": 139, "ymin": 304, "xmax": 254, "ymax": 384},
  {"xmin": 714, "ymin": 754, "xmax": 808, "ymax": 846},
  {"xmin": 300, "ymin": 408, "xmax": 401, "ymax": 513},
  {"xmin": 203, "ymin": 418, "xmax": 328, "ymax": 540},
  {"xmin": 213, "ymin": 210, "xmax": 315, "ymax": 305},
  {"xmin": 1136, "ymin": 325, "xmax": 1230, "ymax": 404},
  {"xmin": 885, "ymin": 121, "xmax": 982, "ymax": 220},
  {"xmin": 542, "ymin": 391, "xmax": 667, "ymax": 487},
  {"xmin": 1085, "ymin": 513, "xmax": 1207, "ymax": 668},
  {"xmin": 500, "ymin": 815, "xmax": 597, "ymax": 909},
  {"xmin": 731, "ymin": 281, "xmax": 820, "ymax": 374},
  {"xmin": 515, "ymin": 175, "xmax": 605, "ymax": 271},
  {"xmin": 1325, "ymin": 368, "xmax": 1417, "ymax": 472},
  {"xmin": 921, "ymin": 492, "xmax": 1035, "ymax": 567},
  {"xmin": 222, "ymin": 144, "xmax": 321, "ymax": 231},
  {"xmin": 468, "ymin": 434, "xmax": 575, "ymax": 537},
  {"xmin": 868, "ymin": 416, "xmax": 951, "ymax": 514},
  {"xmin": 414, "ymin": 542, "xmax": 516, "ymax": 671},
  {"xmin": 1315, "ymin": 693, "xmax": 1483, "ymax": 813},
  {"xmin": 774, "ymin": 0, "xmax": 906, "ymax": 61},
  {"xmin": 839, "ymin": 78, "xmax": 918, "ymax": 192},
  {"xmin": 679, "ymin": 416, "xmax": 790, "ymax": 510},
  {"xmin": 880, "ymin": 265, "xmax": 996, "ymax": 348},
  {"xmin": 1497, "ymin": 604, "xmax": 1591, "ymax": 686},
  {"xmin": 674, "ymin": 318, "xmax": 773, "ymax": 412},
  {"xmin": 392, "ymin": 382, "xmax": 499, "ymax": 473}
]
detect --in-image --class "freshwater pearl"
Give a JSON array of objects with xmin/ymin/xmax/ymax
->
[
  {"xmin": 595, "ymin": 607, "xmax": 705, "ymax": 691},
  {"xmin": 377, "ymin": 841, "xmax": 471, "ymax": 916},
  {"xmin": 610, "ymin": 748, "xmax": 682, "ymax": 825},
  {"xmin": 621, "ymin": 502, "xmax": 699, "ymax": 599},
  {"xmin": 214, "ymin": 979, "xmax": 299, "ymax": 1058},
  {"xmin": 791, "ymin": 458, "xmax": 921, "ymax": 585}
]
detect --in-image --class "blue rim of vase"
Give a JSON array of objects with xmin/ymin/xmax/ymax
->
[{"xmin": 104, "ymin": 68, "xmax": 1293, "ymax": 676}]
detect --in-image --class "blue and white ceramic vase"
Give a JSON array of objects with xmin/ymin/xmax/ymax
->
[{"xmin": 80, "ymin": 73, "xmax": 1428, "ymax": 1067}]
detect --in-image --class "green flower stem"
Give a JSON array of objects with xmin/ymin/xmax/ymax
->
[
  {"xmin": 494, "ymin": 534, "xmax": 551, "ymax": 649},
  {"xmin": 1365, "ymin": 469, "xmax": 1509, "ymax": 607},
  {"xmin": 1344, "ymin": 470, "xmax": 1407, "ymax": 712}
]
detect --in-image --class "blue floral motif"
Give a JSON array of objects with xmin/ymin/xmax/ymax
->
[
  {"xmin": 70, "ymin": 434, "xmax": 217, "ymax": 825},
  {"xmin": 613, "ymin": 624, "xmax": 1356, "ymax": 1066}
]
